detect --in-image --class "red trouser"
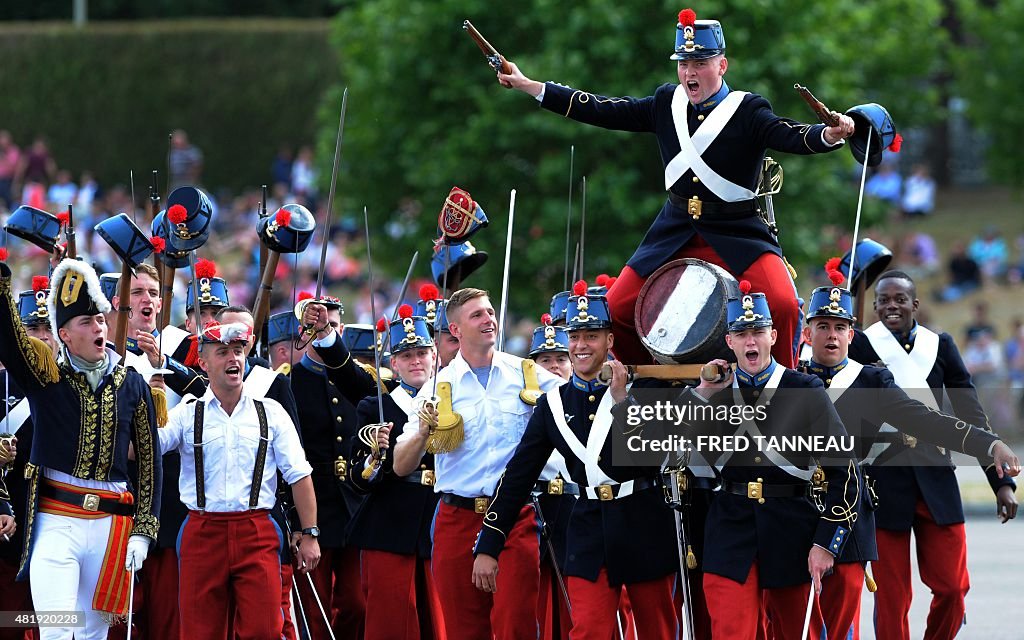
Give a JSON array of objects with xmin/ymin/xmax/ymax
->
[
  {"xmin": 294, "ymin": 545, "xmax": 365, "ymax": 640},
  {"xmin": 361, "ymin": 549, "xmax": 445, "ymax": 640},
  {"xmin": 873, "ymin": 499, "xmax": 969, "ymax": 640},
  {"xmin": 704, "ymin": 562, "xmax": 823, "ymax": 640},
  {"xmin": 132, "ymin": 547, "xmax": 179, "ymax": 640},
  {"xmin": 566, "ymin": 569, "xmax": 677, "ymax": 640},
  {"xmin": 431, "ymin": 501, "xmax": 540, "ymax": 640},
  {"xmin": 606, "ymin": 237, "xmax": 799, "ymax": 367},
  {"xmin": 0, "ymin": 558, "xmax": 37, "ymax": 640},
  {"xmin": 178, "ymin": 510, "xmax": 284, "ymax": 640},
  {"xmin": 538, "ymin": 563, "xmax": 571, "ymax": 640},
  {"xmin": 820, "ymin": 561, "xmax": 864, "ymax": 640}
]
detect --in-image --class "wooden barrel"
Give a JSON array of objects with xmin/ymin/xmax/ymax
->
[{"xmin": 634, "ymin": 258, "xmax": 739, "ymax": 365}]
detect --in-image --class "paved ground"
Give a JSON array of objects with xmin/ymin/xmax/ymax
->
[{"xmin": 858, "ymin": 478, "xmax": 1023, "ymax": 639}]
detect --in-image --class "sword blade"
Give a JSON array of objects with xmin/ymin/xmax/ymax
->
[
  {"xmin": 315, "ymin": 88, "xmax": 349, "ymax": 299},
  {"xmin": 564, "ymin": 145, "xmax": 574, "ymax": 291},
  {"xmin": 364, "ymin": 206, "xmax": 385, "ymax": 424},
  {"xmin": 497, "ymin": 189, "xmax": 516, "ymax": 352}
]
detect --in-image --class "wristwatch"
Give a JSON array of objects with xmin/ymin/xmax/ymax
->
[{"xmin": 301, "ymin": 526, "xmax": 320, "ymax": 538}]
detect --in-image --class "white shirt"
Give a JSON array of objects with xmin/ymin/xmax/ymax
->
[
  {"xmin": 402, "ymin": 351, "xmax": 562, "ymax": 497},
  {"xmin": 159, "ymin": 389, "xmax": 312, "ymax": 512}
]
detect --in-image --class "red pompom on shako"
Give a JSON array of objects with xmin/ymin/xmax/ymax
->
[
  {"xmin": 573, "ymin": 279, "xmax": 588, "ymax": 296},
  {"xmin": 298, "ymin": 291, "xmax": 314, "ymax": 302},
  {"xmin": 678, "ymin": 8, "xmax": 697, "ymax": 27},
  {"xmin": 0, "ymin": 248, "xmax": 8, "ymax": 262},
  {"xmin": 739, "ymin": 279, "xmax": 752, "ymax": 295},
  {"xmin": 824, "ymin": 257, "xmax": 842, "ymax": 272},
  {"xmin": 32, "ymin": 275, "xmax": 49, "ymax": 292},
  {"xmin": 398, "ymin": 303, "xmax": 414, "ymax": 319},
  {"xmin": 375, "ymin": 316, "xmax": 389, "ymax": 334},
  {"xmin": 167, "ymin": 204, "xmax": 188, "ymax": 224},
  {"xmin": 150, "ymin": 236, "xmax": 166, "ymax": 253},
  {"xmin": 541, "ymin": 313, "xmax": 553, "ymax": 326},
  {"xmin": 56, "ymin": 211, "xmax": 70, "ymax": 225},
  {"xmin": 888, "ymin": 133, "xmax": 903, "ymax": 153},
  {"xmin": 606, "ymin": 276, "xmax": 618, "ymax": 289},
  {"xmin": 419, "ymin": 283, "xmax": 440, "ymax": 301},
  {"xmin": 195, "ymin": 258, "xmax": 217, "ymax": 279},
  {"xmin": 595, "ymin": 273, "xmax": 609, "ymax": 287},
  {"xmin": 274, "ymin": 208, "xmax": 291, "ymax": 226},
  {"xmin": 828, "ymin": 270, "xmax": 846, "ymax": 286}
]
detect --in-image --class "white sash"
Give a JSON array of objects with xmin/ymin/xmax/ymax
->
[
  {"xmin": 864, "ymin": 322, "xmax": 942, "ymax": 461},
  {"xmin": 718, "ymin": 366, "xmax": 814, "ymax": 480},
  {"xmin": 863, "ymin": 322, "xmax": 939, "ymax": 410},
  {"xmin": 664, "ymin": 87, "xmax": 755, "ymax": 202},
  {"xmin": 390, "ymin": 385, "xmax": 413, "ymax": 416},
  {"xmin": 547, "ymin": 387, "xmax": 640, "ymax": 499},
  {"xmin": 4, "ymin": 398, "xmax": 31, "ymax": 435},
  {"xmin": 825, "ymin": 360, "xmax": 864, "ymax": 404},
  {"xmin": 160, "ymin": 325, "xmax": 192, "ymax": 358},
  {"xmin": 244, "ymin": 365, "xmax": 279, "ymax": 400}
]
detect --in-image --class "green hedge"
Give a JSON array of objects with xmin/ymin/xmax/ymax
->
[{"xmin": 0, "ymin": 20, "xmax": 337, "ymax": 192}]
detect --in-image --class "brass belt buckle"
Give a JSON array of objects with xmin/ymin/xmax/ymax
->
[
  {"xmin": 421, "ymin": 470, "xmax": 435, "ymax": 487},
  {"xmin": 688, "ymin": 196, "xmax": 702, "ymax": 219},
  {"xmin": 474, "ymin": 497, "xmax": 489, "ymax": 514},
  {"xmin": 334, "ymin": 457, "xmax": 348, "ymax": 479},
  {"xmin": 747, "ymin": 479, "xmax": 765, "ymax": 504},
  {"xmin": 547, "ymin": 478, "xmax": 564, "ymax": 495},
  {"xmin": 596, "ymin": 485, "xmax": 614, "ymax": 501},
  {"xmin": 82, "ymin": 494, "xmax": 101, "ymax": 512}
]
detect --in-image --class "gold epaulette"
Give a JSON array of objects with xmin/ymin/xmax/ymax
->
[
  {"xmin": 520, "ymin": 359, "xmax": 543, "ymax": 406},
  {"xmin": 274, "ymin": 362, "xmax": 292, "ymax": 377}
]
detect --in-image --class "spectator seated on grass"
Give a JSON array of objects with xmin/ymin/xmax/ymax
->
[{"xmin": 935, "ymin": 241, "xmax": 982, "ymax": 303}]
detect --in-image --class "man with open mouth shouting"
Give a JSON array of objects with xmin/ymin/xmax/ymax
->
[
  {"xmin": 0, "ymin": 256, "xmax": 162, "ymax": 639},
  {"xmin": 159, "ymin": 320, "xmax": 319, "ymax": 640},
  {"xmin": 496, "ymin": 7, "xmax": 855, "ymax": 370}
]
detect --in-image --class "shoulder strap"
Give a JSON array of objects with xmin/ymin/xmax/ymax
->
[
  {"xmin": 193, "ymin": 401, "xmax": 206, "ymax": 510},
  {"xmin": 249, "ymin": 399, "xmax": 270, "ymax": 509}
]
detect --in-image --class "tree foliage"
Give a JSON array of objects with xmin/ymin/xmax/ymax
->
[
  {"xmin": 955, "ymin": 0, "xmax": 1024, "ymax": 185},
  {"xmin": 327, "ymin": 0, "xmax": 946, "ymax": 314}
]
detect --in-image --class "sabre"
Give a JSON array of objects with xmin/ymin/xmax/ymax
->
[
  {"xmin": 130, "ymin": 170, "xmax": 138, "ymax": 226},
  {"xmin": 365, "ymin": 208, "xmax": 385, "ymax": 426},
  {"xmin": 496, "ymin": 189, "xmax": 516, "ymax": 352},
  {"xmin": 259, "ymin": 184, "xmax": 270, "ymax": 358},
  {"xmin": 305, "ymin": 571, "xmax": 338, "ymax": 640},
  {"xmin": 563, "ymin": 145, "xmax": 574, "ymax": 291},
  {"xmin": 291, "ymin": 574, "xmax": 312, "ymax": 639},
  {"xmin": 579, "ymin": 176, "xmax": 587, "ymax": 280},
  {"xmin": 298, "ymin": 88, "xmax": 349, "ymax": 341},
  {"xmin": 389, "ymin": 250, "xmax": 420, "ymax": 323},
  {"xmin": 665, "ymin": 468, "xmax": 697, "ymax": 640},
  {"xmin": 531, "ymin": 495, "xmax": 572, "ymax": 617},
  {"xmin": 429, "ymin": 242, "xmax": 453, "ymax": 400},
  {"xmin": 800, "ymin": 582, "xmax": 816, "ymax": 640},
  {"xmin": 188, "ymin": 251, "xmax": 204, "ymax": 353},
  {"xmin": 126, "ymin": 566, "xmax": 136, "ymax": 635},
  {"xmin": 847, "ymin": 131, "xmax": 872, "ymax": 292}
]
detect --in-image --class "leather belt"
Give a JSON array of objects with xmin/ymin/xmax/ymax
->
[
  {"xmin": 310, "ymin": 459, "xmax": 348, "ymax": 480},
  {"xmin": 679, "ymin": 475, "xmax": 720, "ymax": 492},
  {"xmin": 582, "ymin": 476, "xmax": 658, "ymax": 501},
  {"xmin": 401, "ymin": 470, "xmax": 436, "ymax": 487},
  {"xmin": 532, "ymin": 479, "xmax": 580, "ymax": 496},
  {"xmin": 667, "ymin": 193, "xmax": 761, "ymax": 220},
  {"xmin": 722, "ymin": 479, "xmax": 810, "ymax": 504},
  {"xmin": 441, "ymin": 492, "xmax": 490, "ymax": 514},
  {"xmin": 39, "ymin": 483, "xmax": 135, "ymax": 517}
]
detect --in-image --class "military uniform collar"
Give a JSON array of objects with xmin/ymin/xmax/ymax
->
[
  {"xmin": 806, "ymin": 358, "xmax": 848, "ymax": 386},
  {"xmin": 399, "ymin": 380, "xmax": 418, "ymax": 395},
  {"xmin": 125, "ymin": 329, "xmax": 158, "ymax": 356},
  {"xmin": 570, "ymin": 373, "xmax": 605, "ymax": 393},
  {"xmin": 735, "ymin": 358, "xmax": 777, "ymax": 387},
  {"xmin": 889, "ymin": 321, "xmax": 918, "ymax": 352},
  {"xmin": 298, "ymin": 354, "xmax": 326, "ymax": 376},
  {"xmin": 693, "ymin": 81, "xmax": 730, "ymax": 114}
]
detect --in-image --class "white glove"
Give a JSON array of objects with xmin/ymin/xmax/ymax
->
[{"xmin": 125, "ymin": 535, "xmax": 150, "ymax": 572}]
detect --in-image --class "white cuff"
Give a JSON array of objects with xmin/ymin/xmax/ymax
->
[
  {"xmin": 535, "ymin": 84, "xmax": 546, "ymax": 103},
  {"xmin": 820, "ymin": 128, "xmax": 845, "ymax": 148},
  {"xmin": 988, "ymin": 439, "xmax": 1002, "ymax": 458},
  {"xmin": 313, "ymin": 330, "xmax": 337, "ymax": 348}
]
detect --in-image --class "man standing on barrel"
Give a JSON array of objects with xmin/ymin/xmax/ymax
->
[{"xmin": 496, "ymin": 7, "xmax": 855, "ymax": 367}]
